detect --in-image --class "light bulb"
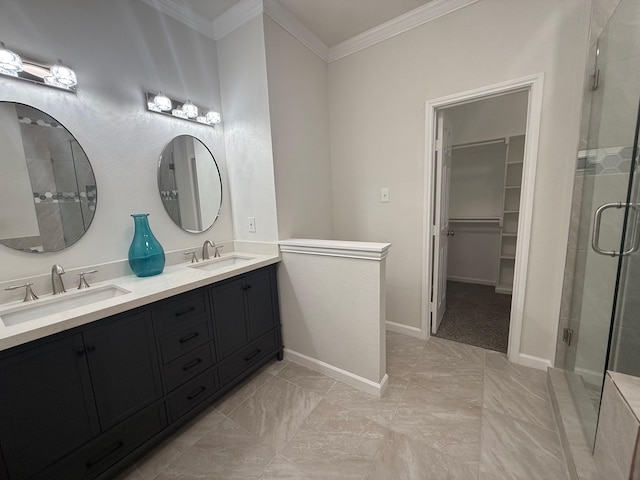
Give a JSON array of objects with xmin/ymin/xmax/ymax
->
[
  {"xmin": 45, "ymin": 60, "xmax": 77, "ymax": 88},
  {"xmin": 171, "ymin": 108, "xmax": 187, "ymax": 119},
  {"xmin": 153, "ymin": 91, "xmax": 172, "ymax": 111},
  {"xmin": 0, "ymin": 42, "xmax": 23, "ymax": 76},
  {"xmin": 205, "ymin": 109, "xmax": 221, "ymax": 125},
  {"xmin": 196, "ymin": 116, "xmax": 208, "ymax": 124},
  {"xmin": 181, "ymin": 100, "xmax": 198, "ymax": 119}
]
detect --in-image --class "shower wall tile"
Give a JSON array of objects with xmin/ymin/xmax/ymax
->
[
  {"xmin": 609, "ymin": 325, "xmax": 640, "ymax": 376},
  {"xmin": 593, "ymin": 374, "xmax": 640, "ymax": 479}
]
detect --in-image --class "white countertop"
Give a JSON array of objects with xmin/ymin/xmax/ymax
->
[{"xmin": 0, "ymin": 252, "xmax": 280, "ymax": 352}]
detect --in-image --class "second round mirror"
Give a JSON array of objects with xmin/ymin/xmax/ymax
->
[{"xmin": 158, "ymin": 135, "xmax": 222, "ymax": 233}]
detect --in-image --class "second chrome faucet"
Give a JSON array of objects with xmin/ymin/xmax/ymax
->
[
  {"xmin": 51, "ymin": 264, "xmax": 66, "ymax": 295},
  {"xmin": 202, "ymin": 240, "xmax": 221, "ymax": 260}
]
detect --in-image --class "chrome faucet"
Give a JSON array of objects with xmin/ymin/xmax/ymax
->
[
  {"xmin": 202, "ymin": 240, "xmax": 216, "ymax": 260},
  {"xmin": 51, "ymin": 264, "xmax": 66, "ymax": 295}
]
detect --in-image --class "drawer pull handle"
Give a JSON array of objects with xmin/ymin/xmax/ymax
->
[
  {"xmin": 245, "ymin": 349, "xmax": 261, "ymax": 362},
  {"xmin": 85, "ymin": 440, "xmax": 125, "ymax": 469},
  {"xmin": 179, "ymin": 332, "xmax": 199, "ymax": 344},
  {"xmin": 175, "ymin": 306, "xmax": 196, "ymax": 317},
  {"xmin": 182, "ymin": 358, "xmax": 203, "ymax": 371},
  {"xmin": 187, "ymin": 386, "xmax": 206, "ymax": 400}
]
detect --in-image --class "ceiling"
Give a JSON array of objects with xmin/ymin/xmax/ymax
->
[{"xmin": 175, "ymin": 0, "xmax": 435, "ymax": 46}]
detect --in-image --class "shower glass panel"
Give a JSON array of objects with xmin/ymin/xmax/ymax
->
[{"xmin": 556, "ymin": 0, "xmax": 640, "ymax": 449}]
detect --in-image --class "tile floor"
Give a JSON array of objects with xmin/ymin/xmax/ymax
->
[{"xmin": 117, "ymin": 332, "xmax": 568, "ymax": 480}]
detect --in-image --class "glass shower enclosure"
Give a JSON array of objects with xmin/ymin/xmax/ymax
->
[{"xmin": 557, "ymin": 0, "xmax": 640, "ymax": 449}]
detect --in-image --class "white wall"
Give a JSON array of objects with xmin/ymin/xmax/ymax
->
[
  {"xmin": 263, "ymin": 16, "xmax": 333, "ymax": 240},
  {"xmin": 217, "ymin": 16, "xmax": 279, "ymax": 243},
  {"xmin": 328, "ymin": 0, "xmax": 590, "ymax": 362},
  {"xmin": 447, "ymin": 90, "xmax": 529, "ymax": 145},
  {"xmin": 449, "ymin": 143, "xmax": 506, "ymax": 220},
  {"xmin": 0, "ymin": 0, "xmax": 233, "ymax": 283}
]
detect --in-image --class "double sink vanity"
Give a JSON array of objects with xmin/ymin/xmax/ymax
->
[
  {"xmin": 0, "ymin": 89, "xmax": 283, "ymax": 479},
  {"xmin": 0, "ymin": 251, "xmax": 283, "ymax": 480}
]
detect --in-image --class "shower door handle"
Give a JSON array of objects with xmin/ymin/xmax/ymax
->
[{"xmin": 592, "ymin": 202, "xmax": 640, "ymax": 257}]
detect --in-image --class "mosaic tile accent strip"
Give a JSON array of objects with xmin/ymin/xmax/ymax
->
[
  {"xmin": 578, "ymin": 146, "xmax": 636, "ymax": 175},
  {"xmin": 18, "ymin": 116, "xmax": 65, "ymax": 129},
  {"xmin": 32, "ymin": 189, "xmax": 97, "ymax": 211}
]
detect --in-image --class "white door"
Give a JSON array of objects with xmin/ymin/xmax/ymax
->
[{"xmin": 431, "ymin": 110, "xmax": 452, "ymax": 334}]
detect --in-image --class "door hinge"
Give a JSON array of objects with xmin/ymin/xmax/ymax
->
[{"xmin": 562, "ymin": 328, "xmax": 574, "ymax": 346}]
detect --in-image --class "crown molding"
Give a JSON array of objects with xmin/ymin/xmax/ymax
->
[
  {"xmin": 139, "ymin": 0, "xmax": 215, "ymax": 39},
  {"xmin": 327, "ymin": 0, "xmax": 480, "ymax": 62},
  {"xmin": 212, "ymin": 0, "xmax": 264, "ymax": 41},
  {"xmin": 263, "ymin": 0, "xmax": 329, "ymax": 62}
]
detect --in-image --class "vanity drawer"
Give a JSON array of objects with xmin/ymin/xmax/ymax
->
[
  {"xmin": 152, "ymin": 290, "xmax": 209, "ymax": 334},
  {"xmin": 167, "ymin": 368, "xmax": 218, "ymax": 421},
  {"xmin": 34, "ymin": 402, "xmax": 167, "ymax": 480},
  {"xmin": 218, "ymin": 331, "xmax": 278, "ymax": 387},
  {"xmin": 163, "ymin": 343, "xmax": 214, "ymax": 392},
  {"xmin": 158, "ymin": 321, "xmax": 211, "ymax": 364}
]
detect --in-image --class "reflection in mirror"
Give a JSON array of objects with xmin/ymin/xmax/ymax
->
[
  {"xmin": 0, "ymin": 103, "xmax": 97, "ymax": 253},
  {"xmin": 158, "ymin": 135, "xmax": 222, "ymax": 233}
]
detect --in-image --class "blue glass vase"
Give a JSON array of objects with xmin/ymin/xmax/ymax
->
[{"xmin": 128, "ymin": 214, "xmax": 165, "ymax": 277}]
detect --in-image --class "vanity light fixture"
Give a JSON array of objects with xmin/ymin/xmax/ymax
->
[
  {"xmin": 0, "ymin": 42, "xmax": 23, "ymax": 76},
  {"xmin": 145, "ymin": 91, "xmax": 220, "ymax": 127},
  {"xmin": 0, "ymin": 43, "xmax": 77, "ymax": 92}
]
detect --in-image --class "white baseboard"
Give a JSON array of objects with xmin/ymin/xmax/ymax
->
[
  {"xmin": 518, "ymin": 353, "xmax": 552, "ymax": 371},
  {"xmin": 386, "ymin": 321, "xmax": 427, "ymax": 340},
  {"xmin": 447, "ymin": 275, "xmax": 495, "ymax": 286},
  {"xmin": 283, "ymin": 348, "xmax": 388, "ymax": 397}
]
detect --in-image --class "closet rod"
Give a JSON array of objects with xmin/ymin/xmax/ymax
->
[{"xmin": 451, "ymin": 138, "xmax": 506, "ymax": 150}]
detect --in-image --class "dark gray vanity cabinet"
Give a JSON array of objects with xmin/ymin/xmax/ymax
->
[
  {"xmin": 82, "ymin": 310, "xmax": 163, "ymax": 431},
  {"xmin": 0, "ymin": 334, "xmax": 100, "ymax": 480},
  {"xmin": 213, "ymin": 266, "xmax": 281, "ymax": 387},
  {"xmin": 0, "ymin": 263, "xmax": 282, "ymax": 480}
]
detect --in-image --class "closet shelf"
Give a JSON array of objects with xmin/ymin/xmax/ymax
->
[
  {"xmin": 449, "ymin": 217, "xmax": 502, "ymax": 224},
  {"xmin": 501, "ymin": 233, "xmax": 517, "ymax": 237},
  {"xmin": 505, "ymin": 185, "xmax": 521, "ymax": 189},
  {"xmin": 500, "ymin": 254, "xmax": 516, "ymax": 260},
  {"xmin": 503, "ymin": 210, "xmax": 519, "ymax": 215}
]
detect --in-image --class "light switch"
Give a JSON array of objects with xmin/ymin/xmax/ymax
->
[
  {"xmin": 381, "ymin": 187, "xmax": 390, "ymax": 203},
  {"xmin": 248, "ymin": 217, "xmax": 256, "ymax": 233}
]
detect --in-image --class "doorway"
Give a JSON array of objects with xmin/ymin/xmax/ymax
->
[
  {"xmin": 433, "ymin": 92, "xmax": 528, "ymax": 353},
  {"xmin": 422, "ymin": 75, "xmax": 544, "ymax": 363}
]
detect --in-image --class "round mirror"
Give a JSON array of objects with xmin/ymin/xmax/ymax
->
[
  {"xmin": 158, "ymin": 135, "xmax": 222, "ymax": 233},
  {"xmin": 0, "ymin": 102, "xmax": 97, "ymax": 253}
]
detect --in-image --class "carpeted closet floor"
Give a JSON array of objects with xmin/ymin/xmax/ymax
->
[{"xmin": 434, "ymin": 281, "xmax": 511, "ymax": 353}]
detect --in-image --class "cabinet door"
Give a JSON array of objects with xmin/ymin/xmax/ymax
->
[
  {"xmin": 211, "ymin": 277, "xmax": 249, "ymax": 359},
  {"xmin": 245, "ymin": 267, "xmax": 278, "ymax": 340},
  {"xmin": 83, "ymin": 311, "xmax": 162, "ymax": 431},
  {"xmin": 0, "ymin": 334, "xmax": 100, "ymax": 479}
]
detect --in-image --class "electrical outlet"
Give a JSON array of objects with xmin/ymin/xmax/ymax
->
[
  {"xmin": 248, "ymin": 217, "xmax": 256, "ymax": 233},
  {"xmin": 381, "ymin": 187, "xmax": 390, "ymax": 203}
]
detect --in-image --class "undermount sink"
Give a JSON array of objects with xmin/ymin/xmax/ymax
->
[
  {"xmin": 187, "ymin": 254, "xmax": 254, "ymax": 272},
  {"xmin": 0, "ymin": 285, "xmax": 131, "ymax": 327}
]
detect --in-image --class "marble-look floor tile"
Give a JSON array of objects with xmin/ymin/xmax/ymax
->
[
  {"xmin": 386, "ymin": 344, "xmax": 424, "ymax": 382},
  {"xmin": 135, "ymin": 407, "xmax": 225, "ymax": 479},
  {"xmin": 386, "ymin": 331, "xmax": 426, "ymax": 350},
  {"xmin": 367, "ymin": 428, "xmax": 479, "ymax": 480},
  {"xmin": 392, "ymin": 383, "xmax": 482, "ymax": 462},
  {"xmin": 411, "ymin": 353, "xmax": 484, "ymax": 405},
  {"xmin": 281, "ymin": 400, "xmax": 387, "ymax": 480},
  {"xmin": 258, "ymin": 454, "xmax": 313, "ymax": 480},
  {"xmin": 425, "ymin": 337, "xmax": 486, "ymax": 365},
  {"xmin": 479, "ymin": 409, "xmax": 567, "ymax": 480},
  {"xmin": 261, "ymin": 358, "xmax": 289, "ymax": 376},
  {"xmin": 161, "ymin": 418, "xmax": 276, "ymax": 479},
  {"xmin": 483, "ymin": 368, "xmax": 556, "ymax": 431},
  {"xmin": 485, "ymin": 351, "xmax": 547, "ymax": 387},
  {"xmin": 323, "ymin": 379, "xmax": 406, "ymax": 426},
  {"xmin": 229, "ymin": 376, "xmax": 322, "ymax": 451},
  {"xmin": 113, "ymin": 465, "xmax": 145, "ymax": 480},
  {"xmin": 214, "ymin": 371, "xmax": 274, "ymax": 415},
  {"xmin": 276, "ymin": 362, "xmax": 336, "ymax": 395}
]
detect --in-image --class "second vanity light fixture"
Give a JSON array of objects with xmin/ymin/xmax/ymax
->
[
  {"xmin": 146, "ymin": 91, "xmax": 221, "ymax": 127},
  {"xmin": 0, "ymin": 42, "xmax": 77, "ymax": 92}
]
